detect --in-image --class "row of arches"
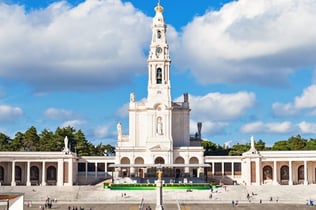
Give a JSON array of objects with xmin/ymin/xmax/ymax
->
[
  {"xmin": 119, "ymin": 156, "xmax": 201, "ymax": 179},
  {"xmin": 263, "ymin": 165, "xmax": 305, "ymax": 181},
  {"xmin": 0, "ymin": 165, "xmax": 57, "ymax": 185},
  {"xmin": 120, "ymin": 156, "xmax": 199, "ymax": 165}
]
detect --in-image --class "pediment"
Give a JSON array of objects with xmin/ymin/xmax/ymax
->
[{"xmin": 149, "ymin": 144, "xmax": 162, "ymax": 151}]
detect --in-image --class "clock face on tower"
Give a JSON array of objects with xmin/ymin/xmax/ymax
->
[{"xmin": 156, "ymin": 46, "xmax": 162, "ymax": 54}]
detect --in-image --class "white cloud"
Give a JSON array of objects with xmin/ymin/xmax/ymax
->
[
  {"xmin": 272, "ymin": 84, "xmax": 316, "ymax": 117},
  {"xmin": 188, "ymin": 91, "xmax": 256, "ymax": 121},
  {"xmin": 175, "ymin": 0, "xmax": 316, "ymax": 87},
  {"xmin": 94, "ymin": 124, "xmax": 110, "ymax": 139},
  {"xmin": 61, "ymin": 120, "xmax": 85, "ymax": 128},
  {"xmin": 241, "ymin": 121, "xmax": 298, "ymax": 134},
  {"xmin": 294, "ymin": 85, "xmax": 316, "ymax": 109},
  {"xmin": 0, "ymin": 0, "xmax": 151, "ymax": 92},
  {"xmin": 115, "ymin": 103, "xmax": 129, "ymax": 118},
  {"xmin": 298, "ymin": 121, "xmax": 316, "ymax": 134},
  {"xmin": 190, "ymin": 120, "xmax": 228, "ymax": 137},
  {"xmin": 44, "ymin": 108, "xmax": 75, "ymax": 120},
  {"xmin": 0, "ymin": 105, "xmax": 23, "ymax": 122},
  {"xmin": 272, "ymin": 102, "xmax": 298, "ymax": 117}
]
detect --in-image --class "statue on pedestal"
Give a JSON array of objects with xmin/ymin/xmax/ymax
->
[{"xmin": 157, "ymin": 170, "xmax": 163, "ymax": 181}]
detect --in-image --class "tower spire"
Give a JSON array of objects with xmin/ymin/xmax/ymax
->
[{"xmin": 155, "ymin": 0, "xmax": 164, "ymax": 13}]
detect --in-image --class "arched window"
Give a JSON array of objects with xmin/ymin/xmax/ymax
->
[
  {"xmin": 47, "ymin": 166, "xmax": 57, "ymax": 181},
  {"xmin": 280, "ymin": 165, "xmax": 289, "ymax": 180},
  {"xmin": 298, "ymin": 165, "xmax": 304, "ymax": 180},
  {"xmin": 263, "ymin": 166, "xmax": 272, "ymax": 180},
  {"xmin": 156, "ymin": 68, "xmax": 162, "ymax": 84},
  {"xmin": 157, "ymin": 30, "xmax": 161, "ymax": 39},
  {"xmin": 120, "ymin": 157, "xmax": 130, "ymax": 164},
  {"xmin": 0, "ymin": 166, "xmax": 4, "ymax": 182},
  {"xmin": 30, "ymin": 166, "xmax": 39, "ymax": 181},
  {"xmin": 134, "ymin": 157, "xmax": 144, "ymax": 165},
  {"xmin": 155, "ymin": 157, "xmax": 165, "ymax": 164},
  {"xmin": 15, "ymin": 166, "xmax": 22, "ymax": 182}
]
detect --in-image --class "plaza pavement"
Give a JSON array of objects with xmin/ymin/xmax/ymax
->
[{"xmin": 2, "ymin": 183, "xmax": 316, "ymax": 209}]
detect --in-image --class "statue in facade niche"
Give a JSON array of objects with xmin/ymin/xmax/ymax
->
[{"xmin": 157, "ymin": 117, "xmax": 163, "ymax": 135}]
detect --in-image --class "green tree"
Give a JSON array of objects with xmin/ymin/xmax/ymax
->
[
  {"xmin": 287, "ymin": 135, "xmax": 306, "ymax": 150},
  {"xmin": 272, "ymin": 140, "xmax": 289, "ymax": 151},
  {"xmin": 10, "ymin": 132, "xmax": 25, "ymax": 151},
  {"xmin": 0, "ymin": 132, "xmax": 11, "ymax": 151},
  {"xmin": 228, "ymin": 143, "xmax": 250, "ymax": 156},
  {"xmin": 74, "ymin": 129, "xmax": 91, "ymax": 156},
  {"xmin": 54, "ymin": 126, "xmax": 76, "ymax": 152},
  {"xmin": 24, "ymin": 126, "xmax": 40, "ymax": 151},
  {"xmin": 39, "ymin": 129, "xmax": 55, "ymax": 151},
  {"xmin": 201, "ymin": 140, "xmax": 218, "ymax": 155},
  {"xmin": 255, "ymin": 139, "xmax": 266, "ymax": 151},
  {"xmin": 305, "ymin": 138, "xmax": 316, "ymax": 150}
]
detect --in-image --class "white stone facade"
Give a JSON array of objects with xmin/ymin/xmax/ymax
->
[
  {"xmin": 114, "ymin": 1, "xmax": 205, "ymax": 178},
  {"xmin": 1, "ymin": 2, "xmax": 316, "ymax": 187}
]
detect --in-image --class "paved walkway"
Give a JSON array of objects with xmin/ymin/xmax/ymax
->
[{"xmin": 3, "ymin": 184, "xmax": 316, "ymax": 209}]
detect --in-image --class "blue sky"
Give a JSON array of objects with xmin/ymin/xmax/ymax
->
[{"xmin": 1, "ymin": 0, "xmax": 316, "ymax": 147}]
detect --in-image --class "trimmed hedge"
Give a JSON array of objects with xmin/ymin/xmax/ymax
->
[{"xmin": 104, "ymin": 182, "xmax": 212, "ymax": 190}]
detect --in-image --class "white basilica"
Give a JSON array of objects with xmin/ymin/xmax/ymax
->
[
  {"xmin": 113, "ymin": 2, "xmax": 205, "ymax": 180},
  {"xmin": 1, "ymin": 2, "xmax": 316, "ymax": 187}
]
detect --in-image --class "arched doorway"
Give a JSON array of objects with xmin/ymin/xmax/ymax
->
[
  {"xmin": 175, "ymin": 157, "xmax": 184, "ymax": 178},
  {"xmin": 189, "ymin": 157, "xmax": 199, "ymax": 177},
  {"xmin": 30, "ymin": 166, "xmax": 39, "ymax": 185},
  {"xmin": 0, "ymin": 166, "xmax": 4, "ymax": 183},
  {"xmin": 280, "ymin": 165, "xmax": 289, "ymax": 184},
  {"xmin": 47, "ymin": 166, "xmax": 57, "ymax": 185},
  {"xmin": 15, "ymin": 166, "xmax": 22, "ymax": 185},
  {"xmin": 120, "ymin": 157, "xmax": 130, "ymax": 177},
  {"xmin": 263, "ymin": 166, "xmax": 273, "ymax": 181},
  {"xmin": 298, "ymin": 165, "xmax": 304, "ymax": 183},
  {"xmin": 135, "ymin": 157, "xmax": 144, "ymax": 178},
  {"xmin": 155, "ymin": 157, "xmax": 165, "ymax": 164}
]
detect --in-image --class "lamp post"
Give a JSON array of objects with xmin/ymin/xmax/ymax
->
[{"xmin": 156, "ymin": 164, "xmax": 164, "ymax": 210}]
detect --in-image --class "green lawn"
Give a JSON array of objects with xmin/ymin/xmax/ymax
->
[{"xmin": 104, "ymin": 183, "xmax": 214, "ymax": 190}]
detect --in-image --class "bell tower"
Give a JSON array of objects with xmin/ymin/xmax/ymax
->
[{"xmin": 147, "ymin": 1, "xmax": 171, "ymax": 107}]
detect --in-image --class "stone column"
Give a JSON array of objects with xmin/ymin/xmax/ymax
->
[
  {"xmin": 130, "ymin": 166, "xmax": 135, "ymax": 177},
  {"xmin": 304, "ymin": 160, "xmax": 308, "ymax": 185},
  {"xmin": 85, "ymin": 162, "xmax": 88, "ymax": 183},
  {"xmin": 289, "ymin": 161, "xmax": 293, "ymax": 185},
  {"xmin": 273, "ymin": 161, "xmax": 278, "ymax": 185},
  {"xmin": 232, "ymin": 162, "xmax": 235, "ymax": 178},
  {"xmin": 26, "ymin": 161, "xmax": 31, "ymax": 186},
  {"xmin": 11, "ymin": 161, "xmax": 16, "ymax": 186},
  {"xmin": 221, "ymin": 162, "xmax": 224, "ymax": 176},
  {"xmin": 42, "ymin": 161, "xmax": 46, "ymax": 186},
  {"xmin": 256, "ymin": 159, "xmax": 261, "ymax": 185},
  {"xmin": 57, "ymin": 159, "xmax": 64, "ymax": 186},
  {"xmin": 68, "ymin": 159, "xmax": 73, "ymax": 186},
  {"xmin": 184, "ymin": 166, "xmax": 189, "ymax": 176},
  {"xmin": 95, "ymin": 162, "xmax": 98, "ymax": 178},
  {"xmin": 212, "ymin": 162, "xmax": 215, "ymax": 176}
]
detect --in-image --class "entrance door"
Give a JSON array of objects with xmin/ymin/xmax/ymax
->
[
  {"xmin": 139, "ymin": 169, "xmax": 144, "ymax": 178},
  {"xmin": 192, "ymin": 169, "xmax": 197, "ymax": 177},
  {"xmin": 175, "ymin": 169, "xmax": 180, "ymax": 178}
]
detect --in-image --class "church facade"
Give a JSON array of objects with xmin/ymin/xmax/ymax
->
[
  {"xmin": 1, "ymin": 2, "xmax": 316, "ymax": 187},
  {"xmin": 113, "ymin": 2, "xmax": 205, "ymax": 180}
]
